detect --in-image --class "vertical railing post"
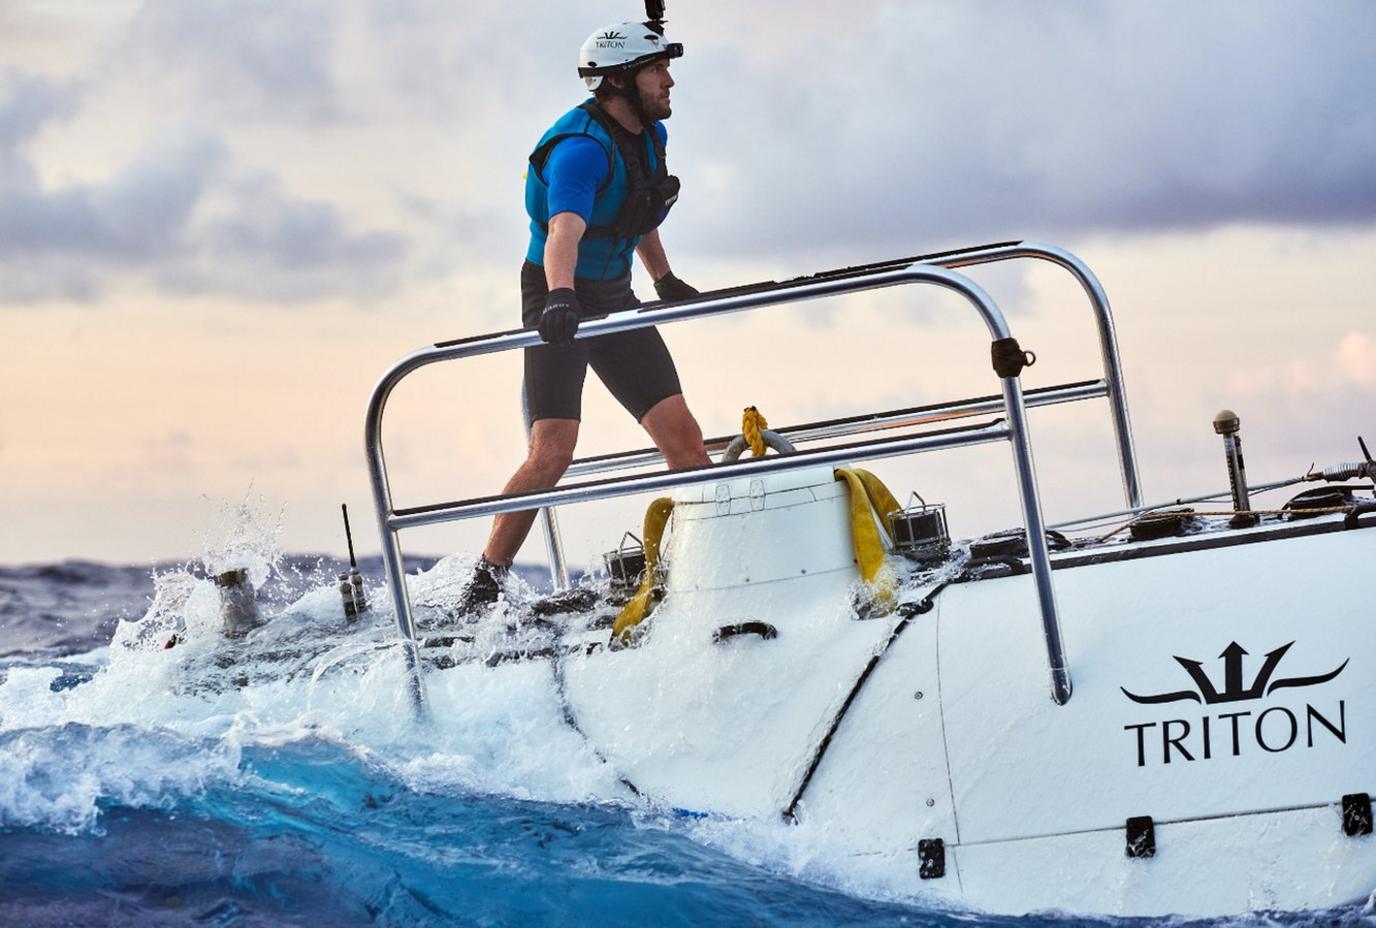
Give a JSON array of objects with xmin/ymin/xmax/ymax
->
[
  {"xmin": 378, "ymin": 525, "xmax": 429, "ymax": 719},
  {"xmin": 365, "ymin": 362, "xmax": 430, "ymax": 720},
  {"xmin": 1000, "ymin": 376, "xmax": 1073, "ymax": 705}
]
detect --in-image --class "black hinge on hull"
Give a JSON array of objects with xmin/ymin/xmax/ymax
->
[
  {"xmin": 1125, "ymin": 816, "xmax": 1156, "ymax": 858},
  {"xmin": 1342, "ymin": 793, "xmax": 1373, "ymax": 837},
  {"xmin": 918, "ymin": 838, "xmax": 945, "ymax": 879}
]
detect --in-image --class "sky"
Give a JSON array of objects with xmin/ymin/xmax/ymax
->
[{"xmin": 2, "ymin": 0, "xmax": 1375, "ymax": 571}]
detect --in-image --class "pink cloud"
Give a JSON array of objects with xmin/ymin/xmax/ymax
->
[
  {"xmin": 1336, "ymin": 331, "xmax": 1376, "ymax": 386},
  {"xmin": 1228, "ymin": 330, "xmax": 1375, "ymax": 396}
]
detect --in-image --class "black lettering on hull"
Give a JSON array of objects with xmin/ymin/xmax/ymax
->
[
  {"xmin": 1256, "ymin": 706, "xmax": 1298, "ymax": 753},
  {"xmin": 1307, "ymin": 701, "xmax": 1347, "ymax": 746},
  {"xmin": 1126, "ymin": 701, "xmax": 1347, "ymax": 766}
]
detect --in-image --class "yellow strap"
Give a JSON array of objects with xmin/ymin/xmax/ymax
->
[
  {"xmin": 742, "ymin": 406, "xmax": 768, "ymax": 458},
  {"xmin": 834, "ymin": 467, "xmax": 899, "ymax": 610},
  {"xmin": 612, "ymin": 497, "xmax": 675, "ymax": 640},
  {"xmin": 851, "ymin": 468, "xmax": 900, "ymax": 544}
]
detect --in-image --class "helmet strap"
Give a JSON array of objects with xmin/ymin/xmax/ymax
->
[{"xmin": 607, "ymin": 69, "xmax": 649, "ymax": 125}]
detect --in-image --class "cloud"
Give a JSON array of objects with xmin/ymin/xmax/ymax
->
[
  {"xmin": 1221, "ymin": 329, "xmax": 1376, "ymax": 460},
  {"xmin": 1, "ymin": 129, "xmax": 224, "ymax": 260},
  {"xmin": 0, "ymin": 71, "xmax": 409, "ymax": 304},
  {"xmin": 7, "ymin": 2, "xmax": 1375, "ymax": 305},
  {"xmin": 123, "ymin": 0, "xmax": 343, "ymax": 123},
  {"xmin": 139, "ymin": 429, "xmax": 198, "ymax": 476},
  {"xmin": 0, "ymin": 70, "xmax": 77, "ymax": 157},
  {"xmin": 1335, "ymin": 332, "xmax": 1376, "ymax": 387},
  {"xmin": 667, "ymin": 0, "xmax": 1376, "ymax": 257},
  {"xmin": 357, "ymin": 0, "xmax": 637, "ymax": 117},
  {"xmin": 118, "ymin": 0, "xmax": 587, "ymax": 124},
  {"xmin": 1227, "ymin": 330, "xmax": 1376, "ymax": 397},
  {"xmin": 155, "ymin": 168, "xmax": 409, "ymax": 301}
]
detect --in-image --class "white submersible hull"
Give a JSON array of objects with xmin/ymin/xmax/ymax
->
[
  {"xmin": 364, "ymin": 240, "xmax": 1376, "ymax": 916},
  {"xmin": 561, "ymin": 464, "xmax": 1375, "ymax": 917}
]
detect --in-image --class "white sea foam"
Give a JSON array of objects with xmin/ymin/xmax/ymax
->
[
  {"xmin": 0, "ymin": 531, "xmax": 623, "ymax": 835},
  {"xmin": 0, "ymin": 723, "xmax": 240, "ymax": 834}
]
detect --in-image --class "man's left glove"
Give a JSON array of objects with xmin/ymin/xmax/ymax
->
[
  {"xmin": 538, "ymin": 287, "xmax": 581, "ymax": 345},
  {"xmin": 653, "ymin": 272, "xmax": 699, "ymax": 303}
]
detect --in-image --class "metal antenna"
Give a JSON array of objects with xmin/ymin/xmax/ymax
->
[{"xmin": 341, "ymin": 503, "xmax": 358, "ymax": 569}]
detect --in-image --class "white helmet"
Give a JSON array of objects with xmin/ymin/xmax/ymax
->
[{"xmin": 578, "ymin": 21, "xmax": 683, "ymax": 91}]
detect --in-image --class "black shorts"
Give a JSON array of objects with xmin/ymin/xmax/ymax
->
[{"xmin": 521, "ymin": 260, "xmax": 683, "ymax": 422}]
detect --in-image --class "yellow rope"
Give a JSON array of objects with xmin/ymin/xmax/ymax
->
[
  {"xmin": 612, "ymin": 497, "xmax": 675, "ymax": 640},
  {"xmin": 742, "ymin": 406, "xmax": 768, "ymax": 458}
]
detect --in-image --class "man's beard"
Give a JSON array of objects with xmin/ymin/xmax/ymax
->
[{"xmin": 638, "ymin": 89, "xmax": 671, "ymax": 121}]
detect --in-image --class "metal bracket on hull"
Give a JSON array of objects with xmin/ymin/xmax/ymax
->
[
  {"xmin": 918, "ymin": 838, "xmax": 946, "ymax": 879},
  {"xmin": 1342, "ymin": 793, "xmax": 1373, "ymax": 837},
  {"xmin": 1126, "ymin": 815, "xmax": 1156, "ymax": 858}
]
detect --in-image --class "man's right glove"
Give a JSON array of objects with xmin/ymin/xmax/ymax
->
[
  {"xmin": 653, "ymin": 272, "xmax": 699, "ymax": 303},
  {"xmin": 538, "ymin": 287, "xmax": 581, "ymax": 345}
]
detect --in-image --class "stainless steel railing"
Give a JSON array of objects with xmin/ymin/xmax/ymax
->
[
  {"xmin": 563, "ymin": 380, "xmax": 1110, "ymax": 478},
  {"xmin": 366, "ymin": 249, "xmax": 1109, "ymax": 717},
  {"xmin": 534, "ymin": 242, "xmax": 1136, "ymax": 593},
  {"xmin": 942, "ymin": 242, "xmax": 1138, "ymax": 507},
  {"xmin": 558, "ymin": 243, "xmax": 1136, "ymax": 486}
]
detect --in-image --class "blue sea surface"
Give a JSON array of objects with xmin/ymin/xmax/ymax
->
[
  {"xmin": 1, "ymin": 558, "xmax": 1372, "ymax": 927},
  {"xmin": 0, "ymin": 730, "xmax": 942, "ymax": 927}
]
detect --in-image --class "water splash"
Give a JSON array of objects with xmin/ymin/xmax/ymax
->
[{"xmin": 199, "ymin": 487, "xmax": 285, "ymax": 591}]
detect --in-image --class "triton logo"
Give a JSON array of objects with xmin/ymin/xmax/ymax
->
[
  {"xmin": 1120, "ymin": 640, "xmax": 1347, "ymax": 705},
  {"xmin": 1120, "ymin": 641, "xmax": 1351, "ymax": 768},
  {"xmin": 598, "ymin": 31, "xmax": 628, "ymax": 41}
]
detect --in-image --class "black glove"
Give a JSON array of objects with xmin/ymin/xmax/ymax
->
[
  {"xmin": 653, "ymin": 272, "xmax": 699, "ymax": 303},
  {"xmin": 538, "ymin": 287, "xmax": 581, "ymax": 344}
]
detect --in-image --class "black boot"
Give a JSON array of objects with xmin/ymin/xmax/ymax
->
[{"xmin": 453, "ymin": 557, "xmax": 509, "ymax": 620}]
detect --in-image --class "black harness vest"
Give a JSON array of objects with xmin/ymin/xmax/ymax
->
[{"xmin": 529, "ymin": 102, "xmax": 681, "ymax": 242}]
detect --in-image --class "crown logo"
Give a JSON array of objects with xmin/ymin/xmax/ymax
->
[{"xmin": 1121, "ymin": 641, "xmax": 1347, "ymax": 706}]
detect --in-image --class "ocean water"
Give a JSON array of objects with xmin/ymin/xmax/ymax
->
[{"xmin": 1, "ymin": 550, "xmax": 1373, "ymax": 927}]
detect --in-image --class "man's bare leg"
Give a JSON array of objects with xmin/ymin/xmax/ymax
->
[
  {"xmin": 640, "ymin": 394, "xmax": 711, "ymax": 469},
  {"xmin": 478, "ymin": 397, "xmax": 704, "ymax": 570},
  {"xmin": 481, "ymin": 418, "xmax": 580, "ymax": 566}
]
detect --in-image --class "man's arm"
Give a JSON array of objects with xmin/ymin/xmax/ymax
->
[
  {"xmin": 544, "ymin": 211, "xmax": 586, "ymax": 291},
  {"xmin": 639, "ymin": 228, "xmax": 700, "ymax": 302},
  {"xmin": 534, "ymin": 211, "xmax": 587, "ymax": 344},
  {"xmin": 635, "ymin": 228, "xmax": 673, "ymax": 283}
]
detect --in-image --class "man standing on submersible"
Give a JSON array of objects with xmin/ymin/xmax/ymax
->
[{"xmin": 458, "ymin": 16, "xmax": 711, "ymax": 613}]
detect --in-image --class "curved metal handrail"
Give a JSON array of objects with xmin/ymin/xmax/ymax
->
[
  {"xmin": 366, "ymin": 261, "xmax": 1075, "ymax": 717},
  {"xmin": 939, "ymin": 241, "xmax": 1139, "ymax": 509},
  {"xmin": 561, "ymin": 240, "xmax": 1139, "ymax": 507}
]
